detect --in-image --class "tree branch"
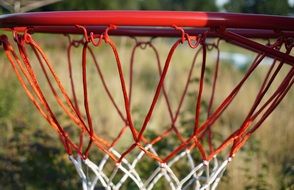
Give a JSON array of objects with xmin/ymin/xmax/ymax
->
[
  {"xmin": 0, "ymin": 0, "xmax": 62, "ymax": 13},
  {"xmin": 20, "ymin": 0, "xmax": 62, "ymax": 13},
  {"xmin": 0, "ymin": 1, "xmax": 14, "ymax": 12}
]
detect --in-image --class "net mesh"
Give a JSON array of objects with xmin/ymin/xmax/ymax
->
[{"xmin": 0, "ymin": 25, "xmax": 293, "ymax": 190}]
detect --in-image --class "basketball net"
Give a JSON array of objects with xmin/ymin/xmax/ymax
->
[{"xmin": 0, "ymin": 24, "xmax": 293, "ymax": 190}]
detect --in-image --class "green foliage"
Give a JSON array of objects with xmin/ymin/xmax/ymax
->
[
  {"xmin": 45, "ymin": 0, "xmax": 140, "ymax": 10},
  {"xmin": 224, "ymin": 0, "xmax": 291, "ymax": 15},
  {"xmin": 140, "ymin": 0, "xmax": 162, "ymax": 10},
  {"xmin": 0, "ymin": 125, "xmax": 79, "ymax": 189},
  {"xmin": 239, "ymin": 138, "xmax": 272, "ymax": 190},
  {"xmin": 41, "ymin": 0, "xmax": 218, "ymax": 11},
  {"xmin": 279, "ymin": 160, "xmax": 294, "ymax": 190},
  {"xmin": 1, "ymin": 0, "xmax": 292, "ymax": 15},
  {"xmin": 0, "ymin": 76, "xmax": 79, "ymax": 189},
  {"xmin": 148, "ymin": 0, "xmax": 218, "ymax": 11},
  {"xmin": 0, "ymin": 79, "xmax": 17, "ymax": 119},
  {"xmin": 139, "ymin": 66, "xmax": 158, "ymax": 91}
]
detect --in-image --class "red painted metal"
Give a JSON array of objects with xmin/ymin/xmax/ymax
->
[
  {"xmin": 1, "ymin": 11, "xmax": 292, "ymax": 65},
  {"xmin": 8, "ymin": 26, "xmax": 294, "ymax": 38},
  {"xmin": 0, "ymin": 11, "xmax": 293, "ymax": 31},
  {"xmin": 219, "ymin": 30, "xmax": 294, "ymax": 66}
]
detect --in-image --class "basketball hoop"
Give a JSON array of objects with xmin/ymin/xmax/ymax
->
[{"xmin": 0, "ymin": 11, "xmax": 293, "ymax": 190}]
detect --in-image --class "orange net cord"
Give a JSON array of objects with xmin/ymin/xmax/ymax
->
[
  {"xmin": 1, "ymin": 24, "xmax": 293, "ymax": 190},
  {"xmin": 1, "ymin": 25, "xmax": 293, "ymax": 166}
]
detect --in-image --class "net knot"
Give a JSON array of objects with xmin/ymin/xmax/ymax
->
[
  {"xmin": 69, "ymin": 36, "xmax": 85, "ymax": 47},
  {"xmin": 59, "ymin": 133, "xmax": 72, "ymax": 155},
  {"xmin": 203, "ymin": 160, "xmax": 209, "ymax": 166},
  {"xmin": 12, "ymin": 30, "xmax": 33, "ymax": 47},
  {"xmin": 159, "ymin": 163, "xmax": 168, "ymax": 169},
  {"xmin": 138, "ymin": 42, "xmax": 150, "ymax": 49},
  {"xmin": 14, "ymin": 28, "xmax": 33, "ymax": 44}
]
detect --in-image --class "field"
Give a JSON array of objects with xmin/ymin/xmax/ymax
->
[{"xmin": 0, "ymin": 32, "xmax": 293, "ymax": 189}]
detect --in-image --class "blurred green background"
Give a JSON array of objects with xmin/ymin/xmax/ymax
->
[
  {"xmin": 0, "ymin": 0, "xmax": 293, "ymax": 190},
  {"xmin": 0, "ymin": 0, "xmax": 294, "ymax": 15}
]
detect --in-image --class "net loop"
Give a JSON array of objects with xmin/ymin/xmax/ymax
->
[
  {"xmin": 23, "ymin": 28, "xmax": 32, "ymax": 43},
  {"xmin": 173, "ymin": 25, "xmax": 204, "ymax": 48},
  {"xmin": 89, "ymin": 33, "xmax": 104, "ymax": 46},
  {"xmin": 206, "ymin": 38, "xmax": 221, "ymax": 51},
  {"xmin": 285, "ymin": 37, "xmax": 294, "ymax": 51},
  {"xmin": 186, "ymin": 35, "xmax": 202, "ymax": 49},
  {"xmin": 272, "ymin": 36, "xmax": 285, "ymax": 50},
  {"xmin": 67, "ymin": 35, "xmax": 85, "ymax": 48},
  {"xmin": 137, "ymin": 41, "xmax": 150, "ymax": 50},
  {"xmin": 131, "ymin": 37, "xmax": 156, "ymax": 49},
  {"xmin": 75, "ymin": 25, "xmax": 117, "ymax": 46},
  {"xmin": 75, "ymin": 25, "xmax": 103, "ymax": 46}
]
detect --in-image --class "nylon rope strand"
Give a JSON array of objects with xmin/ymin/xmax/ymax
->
[
  {"xmin": 204, "ymin": 39, "xmax": 221, "ymax": 153},
  {"xmin": 18, "ymin": 30, "xmax": 114, "ymax": 159},
  {"xmin": 67, "ymin": 36, "xmax": 130, "ymax": 151},
  {"xmin": 25, "ymin": 31, "xmax": 113, "ymax": 159},
  {"xmin": 16, "ymin": 33, "xmax": 80, "ymax": 154},
  {"xmin": 203, "ymin": 37, "xmax": 289, "ymax": 160},
  {"xmin": 19, "ymin": 31, "xmax": 105, "ymax": 152},
  {"xmin": 149, "ymin": 43, "xmax": 202, "ymax": 146},
  {"xmin": 228, "ymin": 38, "xmax": 291, "ymax": 156},
  {"xmin": 112, "ymin": 38, "xmax": 209, "ymax": 189},
  {"xmin": 119, "ymin": 38, "xmax": 186, "ymax": 163},
  {"xmin": 118, "ymin": 35, "xmax": 201, "ymax": 162},
  {"xmin": 66, "ymin": 37, "xmax": 86, "ymax": 153},
  {"xmin": 0, "ymin": 33, "xmax": 76, "ymax": 155},
  {"xmin": 129, "ymin": 39, "xmax": 192, "ymax": 145},
  {"xmin": 76, "ymin": 25, "xmax": 156, "ymax": 163}
]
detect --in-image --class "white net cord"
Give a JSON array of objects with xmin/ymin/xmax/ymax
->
[{"xmin": 69, "ymin": 147, "xmax": 231, "ymax": 190}]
